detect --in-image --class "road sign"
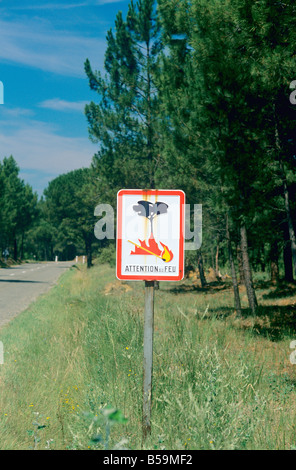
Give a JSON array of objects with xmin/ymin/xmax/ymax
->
[
  {"xmin": 116, "ymin": 189, "xmax": 185, "ymax": 281},
  {"xmin": 116, "ymin": 188, "xmax": 185, "ymax": 440}
]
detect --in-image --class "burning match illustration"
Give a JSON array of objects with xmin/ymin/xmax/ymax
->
[{"xmin": 129, "ymin": 200, "xmax": 174, "ymax": 263}]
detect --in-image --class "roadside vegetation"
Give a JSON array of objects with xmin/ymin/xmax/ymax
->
[
  {"xmin": 0, "ymin": 262, "xmax": 295, "ymax": 450},
  {"xmin": 1, "ymin": 0, "xmax": 296, "ymax": 304},
  {"xmin": 0, "ymin": 0, "xmax": 296, "ymax": 451}
]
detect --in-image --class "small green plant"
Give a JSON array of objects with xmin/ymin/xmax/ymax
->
[
  {"xmin": 27, "ymin": 412, "xmax": 47, "ymax": 450},
  {"xmin": 82, "ymin": 406, "xmax": 128, "ymax": 450}
]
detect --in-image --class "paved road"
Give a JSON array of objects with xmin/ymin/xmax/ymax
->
[{"xmin": 0, "ymin": 261, "xmax": 73, "ymax": 328}]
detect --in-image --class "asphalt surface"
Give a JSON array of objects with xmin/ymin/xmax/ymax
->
[{"xmin": 0, "ymin": 261, "xmax": 73, "ymax": 328}]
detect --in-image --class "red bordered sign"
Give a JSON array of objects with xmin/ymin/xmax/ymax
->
[{"xmin": 116, "ymin": 189, "xmax": 185, "ymax": 281}]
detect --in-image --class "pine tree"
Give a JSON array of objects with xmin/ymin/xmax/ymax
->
[{"xmin": 85, "ymin": 0, "xmax": 163, "ymax": 193}]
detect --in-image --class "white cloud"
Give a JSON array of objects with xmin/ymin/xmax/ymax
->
[
  {"xmin": 0, "ymin": 18, "xmax": 106, "ymax": 76},
  {"xmin": 10, "ymin": 0, "xmax": 126, "ymax": 9},
  {"xmin": 0, "ymin": 119, "xmax": 96, "ymax": 191},
  {"xmin": 2, "ymin": 107, "xmax": 35, "ymax": 118},
  {"xmin": 39, "ymin": 98, "xmax": 88, "ymax": 112},
  {"xmin": 11, "ymin": 2, "xmax": 90, "ymax": 10}
]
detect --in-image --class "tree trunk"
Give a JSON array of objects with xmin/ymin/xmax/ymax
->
[
  {"xmin": 145, "ymin": 37, "xmax": 155, "ymax": 189},
  {"xmin": 21, "ymin": 232, "xmax": 24, "ymax": 260},
  {"xmin": 283, "ymin": 222, "xmax": 294, "ymax": 282},
  {"xmin": 240, "ymin": 223, "xmax": 258, "ymax": 313},
  {"xmin": 226, "ymin": 215, "xmax": 242, "ymax": 316},
  {"xmin": 260, "ymin": 246, "xmax": 266, "ymax": 273},
  {"xmin": 197, "ymin": 249, "xmax": 207, "ymax": 288},
  {"xmin": 13, "ymin": 237, "xmax": 18, "ymax": 261},
  {"xmin": 270, "ymin": 240, "xmax": 279, "ymax": 284},
  {"xmin": 256, "ymin": 246, "xmax": 265, "ymax": 273},
  {"xmin": 211, "ymin": 248, "xmax": 215, "ymax": 272},
  {"xmin": 236, "ymin": 243, "xmax": 245, "ymax": 284},
  {"xmin": 85, "ymin": 237, "xmax": 93, "ymax": 269},
  {"xmin": 215, "ymin": 234, "xmax": 221, "ymax": 280}
]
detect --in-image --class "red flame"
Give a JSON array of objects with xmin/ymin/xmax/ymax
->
[
  {"xmin": 130, "ymin": 235, "xmax": 162, "ymax": 256},
  {"xmin": 130, "ymin": 236, "xmax": 174, "ymax": 262}
]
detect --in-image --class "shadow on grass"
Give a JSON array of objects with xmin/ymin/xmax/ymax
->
[
  {"xmin": 163, "ymin": 280, "xmax": 232, "ymax": 295},
  {"xmin": 164, "ymin": 278, "xmax": 296, "ymax": 341},
  {"xmin": 208, "ymin": 304, "xmax": 296, "ymax": 341},
  {"xmin": 249, "ymin": 304, "xmax": 296, "ymax": 341},
  {"xmin": 261, "ymin": 281, "xmax": 296, "ymax": 299}
]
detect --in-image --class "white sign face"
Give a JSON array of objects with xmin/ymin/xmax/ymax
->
[{"xmin": 116, "ymin": 189, "xmax": 185, "ymax": 281}]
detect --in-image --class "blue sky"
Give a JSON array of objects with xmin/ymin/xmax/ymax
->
[{"xmin": 0, "ymin": 0, "xmax": 130, "ymax": 195}]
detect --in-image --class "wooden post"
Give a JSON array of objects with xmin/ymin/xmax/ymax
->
[{"xmin": 142, "ymin": 280, "xmax": 154, "ymax": 441}]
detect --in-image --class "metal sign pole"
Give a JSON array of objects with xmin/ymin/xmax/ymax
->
[{"xmin": 142, "ymin": 280, "xmax": 155, "ymax": 441}]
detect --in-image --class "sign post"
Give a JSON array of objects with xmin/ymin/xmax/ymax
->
[
  {"xmin": 116, "ymin": 189, "xmax": 185, "ymax": 441},
  {"xmin": 143, "ymin": 280, "xmax": 154, "ymax": 439}
]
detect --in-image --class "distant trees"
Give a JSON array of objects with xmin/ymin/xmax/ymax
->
[
  {"xmin": 42, "ymin": 168, "xmax": 99, "ymax": 268},
  {"xmin": 0, "ymin": 159, "xmax": 99, "ymax": 268},
  {"xmin": 0, "ymin": 156, "xmax": 38, "ymax": 262}
]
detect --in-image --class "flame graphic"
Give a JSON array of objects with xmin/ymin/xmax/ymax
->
[
  {"xmin": 130, "ymin": 235, "xmax": 161, "ymax": 256},
  {"xmin": 159, "ymin": 242, "xmax": 174, "ymax": 263},
  {"xmin": 129, "ymin": 236, "xmax": 174, "ymax": 263}
]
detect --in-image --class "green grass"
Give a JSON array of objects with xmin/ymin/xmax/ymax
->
[{"xmin": 0, "ymin": 263, "xmax": 296, "ymax": 450}]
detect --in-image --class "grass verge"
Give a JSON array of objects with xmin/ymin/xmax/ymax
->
[{"xmin": 0, "ymin": 263, "xmax": 296, "ymax": 450}]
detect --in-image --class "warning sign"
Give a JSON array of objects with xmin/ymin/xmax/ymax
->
[{"xmin": 116, "ymin": 189, "xmax": 185, "ymax": 281}]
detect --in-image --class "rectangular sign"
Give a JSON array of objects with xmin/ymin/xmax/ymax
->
[{"xmin": 116, "ymin": 189, "xmax": 185, "ymax": 281}]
